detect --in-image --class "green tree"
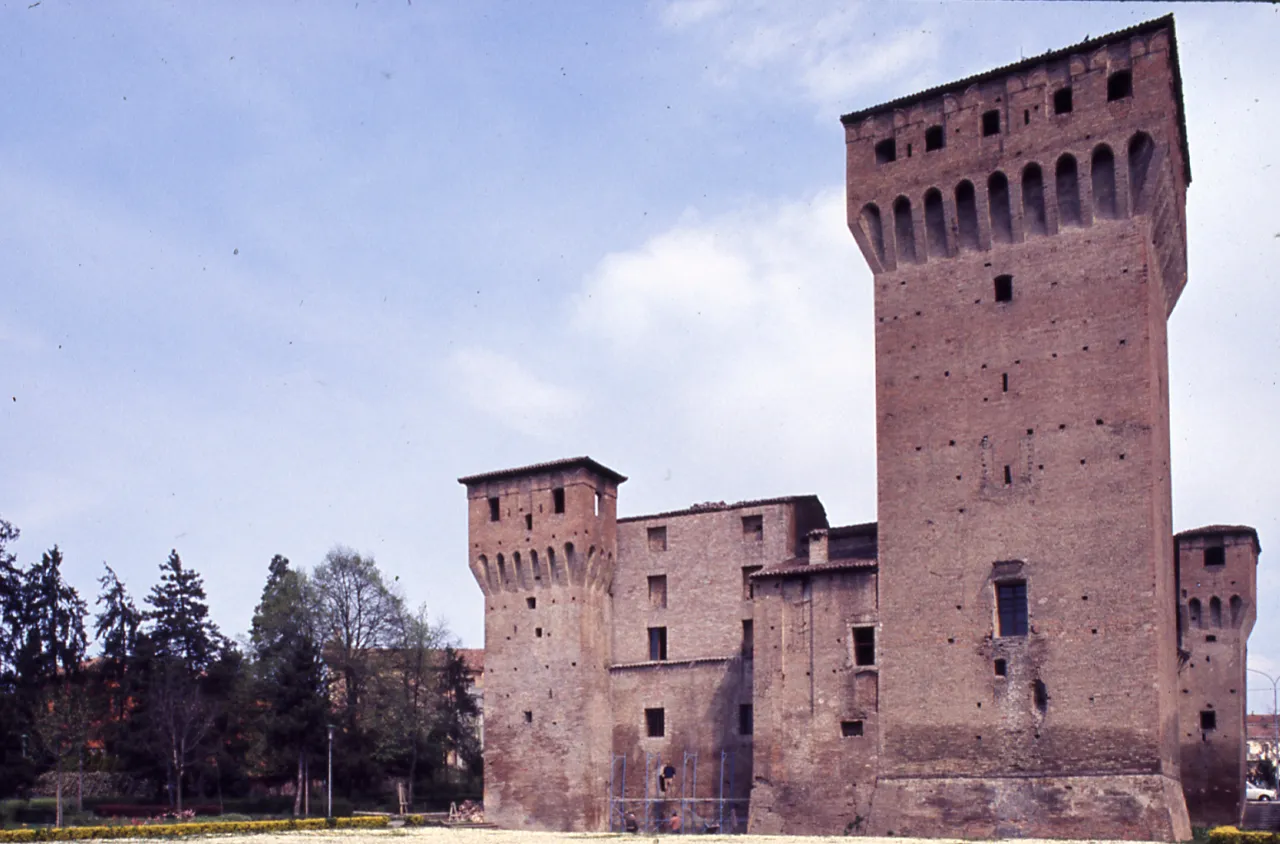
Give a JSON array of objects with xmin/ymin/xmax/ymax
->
[
  {"xmin": 145, "ymin": 551, "xmax": 222, "ymax": 671},
  {"xmin": 432, "ymin": 647, "xmax": 481, "ymax": 782},
  {"xmin": 0, "ymin": 517, "xmax": 33, "ymax": 796},
  {"xmin": 384, "ymin": 604, "xmax": 448, "ymax": 809},
  {"xmin": 93, "ymin": 564, "xmax": 142, "ymax": 721}
]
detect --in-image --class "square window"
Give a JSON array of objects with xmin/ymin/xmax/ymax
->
[
  {"xmin": 648, "ymin": 526, "xmax": 668, "ymax": 552},
  {"xmin": 527, "ymin": 597, "xmax": 536, "ymax": 610},
  {"xmin": 648, "ymin": 626, "xmax": 668, "ymax": 661},
  {"xmin": 552, "ymin": 487, "xmax": 565, "ymax": 514},
  {"xmin": 853, "ymin": 626, "xmax": 876, "ymax": 666},
  {"xmin": 874, "ymin": 138, "xmax": 896, "ymax": 164},
  {"xmin": 645, "ymin": 707, "xmax": 665, "ymax": 738},
  {"xmin": 1107, "ymin": 70, "xmax": 1133, "ymax": 101},
  {"xmin": 739, "ymin": 704, "xmax": 753, "ymax": 736},
  {"xmin": 524, "ymin": 711, "xmax": 533, "ymax": 723},
  {"xmin": 1053, "ymin": 87, "xmax": 1073, "ymax": 114},
  {"xmin": 925, "ymin": 125, "xmax": 944, "ymax": 152},
  {"xmin": 742, "ymin": 514, "xmax": 764, "ymax": 542},
  {"xmin": 982, "ymin": 110, "xmax": 1000, "ymax": 137},
  {"xmin": 1204, "ymin": 546, "xmax": 1225, "ymax": 567},
  {"xmin": 841, "ymin": 720, "xmax": 864, "ymax": 737},
  {"xmin": 742, "ymin": 619, "xmax": 754, "ymax": 658},
  {"xmin": 997, "ymin": 581, "xmax": 1028, "ymax": 637},
  {"xmin": 742, "ymin": 565, "xmax": 763, "ymax": 600},
  {"xmin": 648, "ymin": 575, "xmax": 668, "ymax": 610},
  {"xmin": 488, "ymin": 497, "xmax": 501, "ymax": 522},
  {"xmin": 1200, "ymin": 710, "xmax": 1217, "ymax": 731},
  {"xmin": 994, "ymin": 658, "xmax": 1008, "ymax": 677}
]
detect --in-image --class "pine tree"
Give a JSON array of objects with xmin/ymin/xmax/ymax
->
[
  {"xmin": 145, "ymin": 550, "xmax": 221, "ymax": 672},
  {"xmin": 93, "ymin": 564, "xmax": 142, "ymax": 721}
]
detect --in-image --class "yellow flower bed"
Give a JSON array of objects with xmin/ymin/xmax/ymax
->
[
  {"xmin": 0, "ymin": 816, "xmax": 388, "ymax": 842},
  {"xmin": 1208, "ymin": 826, "xmax": 1280, "ymax": 844}
]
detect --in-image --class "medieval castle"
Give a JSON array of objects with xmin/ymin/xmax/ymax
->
[{"xmin": 459, "ymin": 17, "xmax": 1262, "ymax": 840}]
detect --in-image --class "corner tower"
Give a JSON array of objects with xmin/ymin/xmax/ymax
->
[
  {"xmin": 843, "ymin": 18, "xmax": 1192, "ymax": 840},
  {"xmin": 459, "ymin": 457, "xmax": 626, "ymax": 831}
]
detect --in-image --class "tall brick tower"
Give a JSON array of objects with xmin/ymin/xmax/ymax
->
[
  {"xmin": 842, "ymin": 17, "xmax": 1193, "ymax": 839},
  {"xmin": 458, "ymin": 457, "xmax": 626, "ymax": 831}
]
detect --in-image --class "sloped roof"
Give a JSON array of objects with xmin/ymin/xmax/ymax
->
[{"xmin": 458, "ymin": 456, "xmax": 627, "ymax": 486}]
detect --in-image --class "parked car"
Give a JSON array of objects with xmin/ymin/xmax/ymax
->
[{"xmin": 1247, "ymin": 782, "xmax": 1277, "ymax": 801}]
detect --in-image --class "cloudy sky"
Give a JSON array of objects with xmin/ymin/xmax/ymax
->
[{"xmin": 3, "ymin": 1, "xmax": 1278, "ymax": 712}]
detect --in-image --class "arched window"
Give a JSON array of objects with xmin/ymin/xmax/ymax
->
[
  {"xmin": 1230, "ymin": 595, "xmax": 1244, "ymax": 626},
  {"xmin": 1092, "ymin": 145, "xmax": 1117, "ymax": 219},
  {"xmin": 860, "ymin": 203, "xmax": 885, "ymax": 265},
  {"xmin": 955, "ymin": 181, "xmax": 979, "ymax": 250},
  {"xmin": 1129, "ymin": 132, "xmax": 1155, "ymax": 212},
  {"xmin": 514, "ymin": 551, "xmax": 527, "ymax": 590},
  {"xmin": 893, "ymin": 196, "xmax": 916, "ymax": 263},
  {"xmin": 530, "ymin": 549, "xmax": 542, "ymax": 582},
  {"xmin": 1022, "ymin": 163, "xmax": 1047, "ymax": 236},
  {"xmin": 547, "ymin": 547, "xmax": 561, "ymax": 585},
  {"xmin": 1056, "ymin": 154, "xmax": 1081, "ymax": 226},
  {"xmin": 565, "ymin": 542, "xmax": 578, "ymax": 581},
  {"xmin": 1209, "ymin": 596, "xmax": 1222, "ymax": 628},
  {"xmin": 924, "ymin": 188, "xmax": 946, "ymax": 259},
  {"xmin": 497, "ymin": 553, "xmax": 509, "ymax": 590},
  {"xmin": 988, "ymin": 172, "xmax": 1012, "ymax": 243},
  {"xmin": 586, "ymin": 546, "xmax": 597, "ymax": 582},
  {"xmin": 1188, "ymin": 598, "xmax": 1201, "ymax": 628},
  {"xmin": 479, "ymin": 555, "xmax": 494, "ymax": 591}
]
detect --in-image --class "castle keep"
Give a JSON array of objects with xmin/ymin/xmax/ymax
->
[{"xmin": 459, "ymin": 17, "xmax": 1262, "ymax": 839}]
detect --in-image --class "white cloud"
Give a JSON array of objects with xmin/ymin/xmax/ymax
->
[{"xmin": 447, "ymin": 347, "xmax": 585, "ymax": 439}]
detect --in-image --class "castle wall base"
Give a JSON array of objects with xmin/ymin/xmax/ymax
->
[{"xmin": 867, "ymin": 773, "xmax": 1191, "ymax": 841}]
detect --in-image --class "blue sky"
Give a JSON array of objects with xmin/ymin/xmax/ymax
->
[{"xmin": 3, "ymin": 1, "xmax": 1279, "ymax": 712}]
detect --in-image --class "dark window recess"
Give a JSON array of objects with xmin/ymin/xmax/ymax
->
[
  {"xmin": 645, "ymin": 707, "xmax": 666, "ymax": 738},
  {"xmin": 535, "ymin": 627, "xmax": 543, "ymax": 638},
  {"xmin": 739, "ymin": 704, "xmax": 753, "ymax": 736},
  {"xmin": 875, "ymin": 138, "xmax": 896, "ymax": 165},
  {"xmin": 742, "ymin": 514, "xmax": 764, "ymax": 542},
  {"xmin": 524, "ymin": 711, "xmax": 533, "ymax": 723},
  {"xmin": 841, "ymin": 720, "xmax": 865, "ymax": 737},
  {"xmin": 527, "ymin": 597, "xmax": 536, "ymax": 609},
  {"xmin": 994, "ymin": 659, "xmax": 1008, "ymax": 677},
  {"xmin": 1200, "ymin": 710, "xmax": 1217, "ymax": 731},
  {"xmin": 648, "ymin": 626, "xmax": 668, "ymax": 661},
  {"xmin": 925, "ymin": 125, "xmax": 944, "ymax": 151},
  {"xmin": 488, "ymin": 497, "xmax": 501, "ymax": 522},
  {"xmin": 982, "ymin": 110, "xmax": 1000, "ymax": 136},
  {"xmin": 648, "ymin": 526, "xmax": 668, "ymax": 552},
  {"xmin": 552, "ymin": 487, "xmax": 565, "ymax": 514},
  {"xmin": 853, "ymin": 626, "xmax": 876, "ymax": 666},
  {"xmin": 1003, "ymin": 465, "xmax": 1012, "ymax": 486},
  {"xmin": 994, "ymin": 275, "xmax": 1013, "ymax": 302},
  {"xmin": 1033, "ymin": 678, "xmax": 1049, "ymax": 713},
  {"xmin": 997, "ymin": 581, "xmax": 1029, "ymax": 637},
  {"xmin": 1206, "ymin": 634, "xmax": 1217, "ymax": 643},
  {"xmin": 595, "ymin": 491, "xmax": 602, "ymax": 516},
  {"xmin": 525, "ymin": 513, "xmax": 533, "ymax": 530},
  {"xmin": 742, "ymin": 565, "xmax": 762, "ymax": 600},
  {"xmin": 742, "ymin": 619, "xmax": 754, "ymax": 658},
  {"xmin": 649, "ymin": 574, "xmax": 668, "ymax": 610},
  {"xmin": 1108, "ymin": 70, "xmax": 1133, "ymax": 101},
  {"xmin": 1204, "ymin": 546, "xmax": 1225, "ymax": 567},
  {"xmin": 1053, "ymin": 87, "xmax": 1073, "ymax": 114},
  {"xmin": 1002, "ymin": 373, "xmax": 1009, "ymax": 393}
]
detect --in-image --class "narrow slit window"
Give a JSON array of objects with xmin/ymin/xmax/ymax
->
[
  {"xmin": 739, "ymin": 704, "xmax": 753, "ymax": 736},
  {"xmin": 874, "ymin": 138, "xmax": 896, "ymax": 165},
  {"xmin": 488, "ymin": 497, "xmax": 501, "ymax": 522},
  {"xmin": 1053, "ymin": 87, "xmax": 1073, "ymax": 115},
  {"xmin": 1003, "ymin": 465, "xmax": 1012, "ymax": 486},
  {"xmin": 925, "ymin": 125, "xmax": 944, "ymax": 151},
  {"xmin": 994, "ymin": 275, "xmax": 1013, "ymax": 302},
  {"xmin": 645, "ymin": 707, "xmax": 665, "ymax": 738},
  {"xmin": 1002, "ymin": 373, "xmax": 1009, "ymax": 393},
  {"xmin": 840, "ymin": 720, "xmax": 864, "ymax": 738},
  {"xmin": 648, "ymin": 626, "xmax": 668, "ymax": 661},
  {"xmin": 996, "ymin": 580, "xmax": 1029, "ymax": 637},
  {"xmin": 853, "ymin": 626, "xmax": 876, "ymax": 666},
  {"xmin": 1108, "ymin": 70, "xmax": 1132, "ymax": 101},
  {"xmin": 595, "ymin": 491, "xmax": 601, "ymax": 516},
  {"xmin": 552, "ymin": 487, "xmax": 565, "ymax": 514},
  {"xmin": 982, "ymin": 110, "xmax": 1000, "ymax": 136},
  {"xmin": 525, "ymin": 513, "xmax": 533, "ymax": 530}
]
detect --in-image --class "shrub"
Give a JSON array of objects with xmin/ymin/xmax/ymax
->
[
  {"xmin": 0, "ymin": 815, "xmax": 388, "ymax": 841},
  {"xmin": 1208, "ymin": 827, "xmax": 1280, "ymax": 844}
]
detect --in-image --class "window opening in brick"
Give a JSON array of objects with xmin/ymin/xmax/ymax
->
[
  {"xmin": 488, "ymin": 496, "xmax": 501, "ymax": 522},
  {"xmin": 1022, "ymin": 163, "xmax": 1047, "ymax": 235},
  {"xmin": 893, "ymin": 195, "xmax": 916, "ymax": 263},
  {"xmin": 524, "ymin": 710, "xmax": 533, "ymax": 723},
  {"xmin": 1209, "ymin": 596, "xmax": 1222, "ymax": 628},
  {"xmin": 1053, "ymin": 87, "xmax": 1073, "ymax": 114},
  {"xmin": 1129, "ymin": 132, "xmax": 1155, "ymax": 212},
  {"xmin": 924, "ymin": 188, "xmax": 947, "ymax": 259},
  {"xmin": 742, "ymin": 565, "xmax": 763, "ymax": 600},
  {"xmin": 527, "ymin": 597, "xmax": 536, "ymax": 609},
  {"xmin": 874, "ymin": 138, "xmax": 896, "ymax": 165},
  {"xmin": 1204, "ymin": 545, "xmax": 1225, "ymax": 567},
  {"xmin": 1206, "ymin": 634, "xmax": 1217, "ymax": 643},
  {"xmin": 552, "ymin": 487, "xmax": 565, "ymax": 514},
  {"xmin": 524, "ymin": 513, "xmax": 533, "ymax": 530},
  {"xmin": 742, "ymin": 514, "xmax": 763, "ymax": 542},
  {"xmin": 739, "ymin": 704, "xmax": 753, "ymax": 735},
  {"xmin": 1107, "ymin": 70, "xmax": 1132, "ymax": 101},
  {"xmin": 1002, "ymin": 373, "xmax": 1009, "ymax": 392},
  {"xmin": 595, "ymin": 491, "xmax": 601, "ymax": 516},
  {"xmin": 648, "ymin": 526, "xmax": 668, "ymax": 552},
  {"xmin": 742, "ymin": 619, "xmax": 754, "ymax": 658},
  {"xmin": 535, "ymin": 627, "xmax": 543, "ymax": 638},
  {"xmin": 1092, "ymin": 145, "xmax": 1117, "ymax": 219},
  {"xmin": 853, "ymin": 626, "xmax": 876, "ymax": 666},
  {"xmin": 1023, "ymin": 108, "xmax": 1030, "ymax": 125},
  {"xmin": 1033, "ymin": 679, "xmax": 1049, "ymax": 714},
  {"xmin": 564, "ymin": 542, "xmax": 576, "ymax": 579},
  {"xmin": 496, "ymin": 554, "xmax": 509, "ymax": 588},
  {"xmin": 645, "ymin": 707, "xmax": 666, "ymax": 737},
  {"xmin": 1056, "ymin": 154, "xmax": 1082, "ymax": 226},
  {"xmin": 906, "ymin": 142, "xmax": 913, "ymax": 158},
  {"xmin": 530, "ymin": 549, "xmax": 542, "ymax": 581},
  {"xmin": 860, "ymin": 203, "xmax": 885, "ymax": 266},
  {"xmin": 925, "ymin": 125, "xmax": 944, "ymax": 151},
  {"xmin": 982, "ymin": 109, "xmax": 1000, "ymax": 136},
  {"xmin": 840, "ymin": 720, "xmax": 865, "ymax": 737},
  {"xmin": 1188, "ymin": 597, "xmax": 1201, "ymax": 628},
  {"xmin": 1003, "ymin": 465, "xmax": 1012, "ymax": 486},
  {"xmin": 648, "ymin": 574, "xmax": 668, "ymax": 610},
  {"xmin": 1200, "ymin": 710, "xmax": 1216, "ymax": 731},
  {"xmin": 546, "ymin": 546, "xmax": 560, "ymax": 585},
  {"xmin": 994, "ymin": 274, "xmax": 1013, "ymax": 302},
  {"xmin": 997, "ymin": 580, "xmax": 1028, "ymax": 637},
  {"xmin": 988, "ymin": 171, "xmax": 1013, "ymax": 243},
  {"xmin": 994, "ymin": 658, "xmax": 1008, "ymax": 677},
  {"xmin": 1231, "ymin": 595, "xmax": 1244, "ymax": 626},
  {"xmin": 955, "ymin": 180, "xmax": 979, "ymax": 251},
  {"xmin": 648, "ymin": 626, "xmax": 668, "ymax": 661}
]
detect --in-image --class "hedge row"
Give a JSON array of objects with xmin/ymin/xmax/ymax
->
[
  {"xmin": 1208, "ymin": 827, "xmax": 1280, "ymax": 844},
  {"xmin": 0, "ymin": 816, "xmax": 388, "ymax": 842}
]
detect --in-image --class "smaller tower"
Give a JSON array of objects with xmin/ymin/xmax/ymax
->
[
  {"xmin": 458, "ymin": 457, "xmax": 626, "ymax": 831},
  {"xmin": 1176, "ymin": 525, "xmax": 1260, "ymax": 827}
]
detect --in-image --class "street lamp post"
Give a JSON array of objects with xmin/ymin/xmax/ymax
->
[
  {"xmin": 20, "ymin": 734, "xmax": 27, "ymax": 760},
  {"xmin": 1248, "ymin": 668, "xmax": 1280, "ymax": 785},
  {"xmin": 327, "ymin": 725, "xmax": 335, "ymax": 820}
]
